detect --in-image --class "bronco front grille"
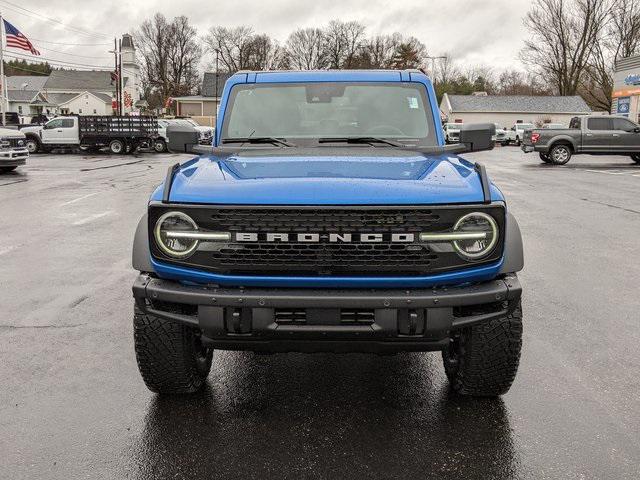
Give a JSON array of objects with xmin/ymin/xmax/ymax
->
[{"xmin": 149, "ymin": 205, "xmax": 505, "ymax": 276}]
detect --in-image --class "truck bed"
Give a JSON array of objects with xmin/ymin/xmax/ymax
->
[{"xmin": 78, "ymin": 116, "xmax": 158, "ymax": 138}]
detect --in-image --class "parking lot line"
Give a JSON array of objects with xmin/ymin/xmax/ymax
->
[{"xmin": 59, "ymin": 192, "xmax": 100, "ymax": 207}]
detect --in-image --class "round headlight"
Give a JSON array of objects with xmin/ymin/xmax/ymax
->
[
  {"xmin": 17, "ymin": 139, "xmax": 25, "ymax": 147},
  {"xmin": 452, "ymin": 212, "xmax": 498, "ymax": 260},
  {"xmin": 154, "ymin": 211, "xmax": 199, "ymax": 258}
]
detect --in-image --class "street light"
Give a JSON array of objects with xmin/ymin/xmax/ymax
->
[
  {"xmin": 425, "ymin": 55, "xmax": 447, "ymax": 88},
  {"xmin": 214, "ymin": 49, "xmax": 221, "ymax": 119}
]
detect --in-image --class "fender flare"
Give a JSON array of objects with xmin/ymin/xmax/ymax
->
[
  {"xmin": 499, "ymin": 212, "xmax": 524, "ymax": 274},
  {"xmin": 132, "ymin": 213, "xmax": 153, "ymax": 273}
]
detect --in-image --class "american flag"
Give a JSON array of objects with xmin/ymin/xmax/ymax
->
[{"xmin": 3, "ymin": 19, "xmax": 40, "ymax": 55}]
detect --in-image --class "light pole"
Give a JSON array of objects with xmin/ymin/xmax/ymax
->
[{"xmin": 214, "ymin": 49, "xmax": 220, "ymax": 119}]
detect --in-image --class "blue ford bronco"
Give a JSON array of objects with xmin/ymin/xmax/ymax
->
[{"xmin": 132, "ymin": 70, "xmax": 524, "ymax": 397}]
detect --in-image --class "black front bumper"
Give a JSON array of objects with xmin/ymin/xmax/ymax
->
[{"xmin": 133, "ymin": 274, "xmax": 522, "ymax": 353}]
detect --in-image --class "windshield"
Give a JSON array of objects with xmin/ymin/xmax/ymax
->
[
  {"xmin": 516, "ymin": 124, "xmax": 534, "ymax": 130},
  {"xmin": 222, "ymin": 82, "xmax": 436, "ymax": 146}
]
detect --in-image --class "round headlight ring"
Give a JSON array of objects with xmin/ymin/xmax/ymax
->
[
  {"xmin": 154, "ymin": 211, "xmax": 199, "ymax": 258},
  {"xmin": 452, "ymin": 212, "xmax": 498, "ymax": 260}
]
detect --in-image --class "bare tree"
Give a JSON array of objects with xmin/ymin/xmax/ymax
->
[
  {"xmin": 521, "ymin": 0, "xmax": 610, "ymax": 95},
  {"xmin": 323, "ymin": 20, "xmax": 366, "ymax": 68},
  {"xmin": 357, "ymin": 33, "xmax": 401, "ymax": 69},
  {"xmin": 204, "ymin": 26, "xmax": 283, "ymax": 72},
  {"xmin": 136, "ymin": 13, "xmax": 202, "ymax": 109},
  {"xmin": 285, "ymin": 28, "xmax": 327, "ymax": 70},
  {"xmin": 608, "ymin": 0, "xmax": 640, "ymax": 60}
]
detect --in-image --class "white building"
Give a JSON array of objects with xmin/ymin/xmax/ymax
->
[
  {"xmin": 612, "ymin": 54, "xmax": 640, "ymax": 123},
  {"xmin": 6, "ymin": 34, "xmax": 141, "ymax": 117},
  {"xmin": 440, "ymin": 94, "xmax": 592, "ymax": 128}
]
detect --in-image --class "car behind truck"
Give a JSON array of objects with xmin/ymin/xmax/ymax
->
[
  {"xmin": 522, "ymin": 115, "xmax": 640, "ymax": 165},
  {"xmin": 132, "ymin": 70, "xmax": 524, "ymax": 398},
  {"xmin": 22, "ymin": 115, "xmax": 160, "ymax": 154}
]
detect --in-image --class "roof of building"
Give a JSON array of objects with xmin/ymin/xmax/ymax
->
[
  {"xmin": 90, "ymin": 91, "xmax": 113, "ymax": 103},
  {"xmin": 202, "ymin": 72, "xmax": 234, "ymax": 97},
  {"xmin": 615, "ymin": 54, "xmax": 640, "ymax": 71},
  {"xmin": 121, "ymin": 33, "xmax": 134, "ymax": 50},
  {"xmin": 444, "ymin": 94, "xmax": 591, "ymax": 113},
  {"xmin": 44, "ymin": 70, "xmax": 116, "ymax": 91},
  {"xmin": 7, "ymin": 89, "xmax": 40, "ymax": 102},
  {"xmin": 6, "ymin": 75, "xmax": 49, "ymax": 91}
]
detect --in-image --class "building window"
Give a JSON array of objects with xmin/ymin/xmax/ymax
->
[
  {"xmin": 79, "ymin": 109, "xmax": 83, "ymax": 114},
  {"xmin": 93, "ymin": 109, "xmax": 97, "ymax": 114},
  {"xmin": 18, "ymin": 105, "xmax": 22, "ymax": 114}
]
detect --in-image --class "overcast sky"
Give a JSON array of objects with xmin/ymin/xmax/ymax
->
[{"xmin": 3, "ymin": 0, "xmax": 531, "ymax": 74}]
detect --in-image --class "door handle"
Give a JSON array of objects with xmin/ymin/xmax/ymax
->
[
  {"xmin": 585, "ymin": 133, "xmax": 593, "ymax": 136},
  {"xmin": 57, "ymin": 129, "xmax": 63, "ymax": 132},
  {"xmin": 612, "ymin": 133, "xmax": 619, "ymax": 137}
]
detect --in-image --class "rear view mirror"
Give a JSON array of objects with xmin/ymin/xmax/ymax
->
[{"xmin": 459, "ymin": 123, "xmax": 496, "ymax": 153}]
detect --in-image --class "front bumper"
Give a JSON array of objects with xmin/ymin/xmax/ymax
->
[
  {"xmin": 132, "ymin": 273, "xmax": 522, "ymax": 353},
  {"xmin": 0, "ymin": 148, "xmax": 28, "ymax": 166}
]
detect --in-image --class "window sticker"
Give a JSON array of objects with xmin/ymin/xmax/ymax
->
[{"xmin": 407, "ymin": 97, "xmax": 419, "ymax": 109}]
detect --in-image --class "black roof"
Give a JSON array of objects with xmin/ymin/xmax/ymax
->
[{"xmin": 202, "ymin": 72, "xmax": 234, "ymax": 97}]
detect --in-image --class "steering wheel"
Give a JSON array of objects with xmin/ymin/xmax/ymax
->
[{"xmin": 365, "ymin": 125, "xmax": 406, "ymax": 136}]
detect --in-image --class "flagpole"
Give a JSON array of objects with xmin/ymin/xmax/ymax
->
[{"xmin": 0, "ymin": 11, "xmax": 5, "ymax": 127}]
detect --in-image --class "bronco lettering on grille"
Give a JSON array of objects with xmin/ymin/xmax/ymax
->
[{"xmin": 234, "ymin": 232, "xmax": 416, "ymax": 243}]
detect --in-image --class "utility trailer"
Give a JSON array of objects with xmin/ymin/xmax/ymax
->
[{"xmin": 21, "ymin": 115, "xmax": 163, "ymax": 154}]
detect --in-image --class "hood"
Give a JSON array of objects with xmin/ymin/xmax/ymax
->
[
  {"xmin": 157, "ymin": 147, "xmax": 502, "ymax": 205},
  {"xmin": 0, "ymin": 127, "xmax": 25, "ymax": 138}
]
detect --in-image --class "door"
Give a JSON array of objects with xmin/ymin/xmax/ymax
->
[
  {"xmin": 58, "ymin": 118, "xmax": 78, "ymax": 144},
  {"xmin": 40, "ymin": 118, "xmax": 65, "ymax": 144},
  {"xmin": 583, "ymin": 117, "xmax": 615, "ymax": 152},
  {"xmin": 612, "ymin": 117, "xmax": 640, "ymax": 152}
]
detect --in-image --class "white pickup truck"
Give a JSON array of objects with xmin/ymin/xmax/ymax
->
[
  {"xmin": 0, "ymin": 127, "xmax": 29, "ymax": 173},
  {"xmin": 504, "ymin": 123, "xmax": 535, "ymax": 146},
  {"xmin": 22, "ymin": 115, "xmax": 160, "ymax": 154}
]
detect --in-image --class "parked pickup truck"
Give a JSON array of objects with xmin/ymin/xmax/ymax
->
[
  {"xmin": 521, "ymin": 115, "xmax": 640, "ymax": 165},
  {"xmin": 0, "ymin": 127, "xmax": 28, "ymax": 173},
  {"xmin": 22, "ymin": 115, "xmax": 159, "ymax": 154},
  {"xmin": 132, "ymin": 70, "xmax": 524, "ymax": 398},
  {"xmin": 504, "ymin": 122, "xmax": 535, "ymax": 146}
]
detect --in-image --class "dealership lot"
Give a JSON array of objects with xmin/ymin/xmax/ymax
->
[{"xmin": 1, "ymin": 149, "xmax": 639, "ymax": 479}]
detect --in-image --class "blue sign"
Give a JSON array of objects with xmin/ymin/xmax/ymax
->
[
  {"xmin": 625, "ymin": 74, "xmax": 640, "ymax": 86},
  {"xmin": 617, "ymin": 97, "xmax": 630, "ymax": 116}
]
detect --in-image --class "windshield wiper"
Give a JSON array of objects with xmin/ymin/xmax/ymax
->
[
  {"xmin": 222, "ymin": 137, "xmax": 295, "ymax": 147},
  {"xmin": 318, "ymin": 137, "xmax": 405, "ymax": 147}
]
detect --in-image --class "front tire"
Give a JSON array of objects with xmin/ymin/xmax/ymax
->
[
  {"xmin": 25, "ymin": 137, "xmax": 40, "ymax": 154},
  {"xmin": 549, "ymin": 144, "xmax": 572, "ymax": 165},
  {"xmin": 153, "ymin": 138, "xmax": 167, "ymax": 153},
  {"xmin": 133, "ymin": 305, "xmax": 213, "ymax": 394},
  {"xmin": 442, "ymin": 301, "xmax": 523, "ymax": 397},
  {"xmin": 109, "ymin": 139, "xmax": 125, "ymax": 154},
  {"xmin": 632, "ymin": 154, "xmax": 640, "ymax": 164}
]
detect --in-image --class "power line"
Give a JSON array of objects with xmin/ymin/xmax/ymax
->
[
  {"xmin": 0, "ymin": 0, "xmax": 111, "ymax": 39},
  {"xmin": 38, "ymin": 46, "xmax": 111, "ymax": 60},
  {"xmin": 4, "ymin": 51, "xmax": 112, "ymax": 70},
  {"xmin": 30, "ymin": 38, "xmax": 111, "ymax": 47}
]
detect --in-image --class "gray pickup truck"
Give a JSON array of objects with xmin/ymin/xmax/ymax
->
[{"xmin": 521, "ymin": 115, "xmax": 640, "ymax": 165}]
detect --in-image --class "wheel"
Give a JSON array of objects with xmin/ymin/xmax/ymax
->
[
  {"xmin": 515, "ymin": 136, "xmax": 521, "ymax": 146},
  {"xmin": 539, "ymin": 152, "xmax": 551, "ymax": 163},
  {"xmin": 442, "ymin": 301, "xmax": 523, "ymax": 397},
  {"xmin": 501, "ymin": 141, "xmax": 509, "ymax": 147},
  {"xmin": 631, "ymin": 154, "xmax": 640, "ymax": 164},
  {"xmin": 25, "ymin": 137, "xmax": 40, "ymax": 154},
  {"xmin": 133, "ymin": 305, "xmax": 213, "ymax": 394},
  {"xmin": 109, "ymin": 139, "xmax": 125, "ymax": 154},
  {"xmin": 0, "ymin": 166, "xmax": 17, "ymax": 173},
  {"xmin": 549, "ymin": 144, "xmax": 572, "ymax": 165},
  {"xmin": 153, "ymin": 138, "xmax": 167, "ymax": 153}
]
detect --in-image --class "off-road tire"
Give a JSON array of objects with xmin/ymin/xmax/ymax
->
[
  {"xmin": 0, "ymin": 166, "xmax": 17, "ymax": 173},
  {"xmin": 442, "ymin": 301, "xmax": 523, "ymax": 397},
  {"xmin": 133, "ymin": 305, "xmax": 213, "ymax": 394},
  {"xmin": 109, "ymin": 139, "xmax": 125, "ymax": 154},
  {"xmin": 631, "ymin": 154, "xmax": 640, "ymax": 164},
  {"xmin": 25, "ymin": 137, "xmax": 40, "ymax": 154},
  {"xmin": 549, "ymin": 144, "xmax": 572, "ymax": 165},
  {"xmin": 539, "ymin": 152, "xmax": 551, "ymax": 163}
]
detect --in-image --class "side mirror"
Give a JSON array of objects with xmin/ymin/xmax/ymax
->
[
  {"xmin": 166, "ymin": 124, "xmax": 199, "ymax": 153},
  {"xmin": 459, "ymin": 123, "xmax": 495, "ymax": 152}
]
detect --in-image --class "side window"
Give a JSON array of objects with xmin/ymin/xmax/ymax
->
[
  {"xmin": 61, "ymin": 119, "xmax": 75, "ymax": 128},
  {"xmin": 587, "ymin": 118, "xmax": 613, "ymax": 131},
  {"xmin": 46, "ymin": 119, "xmax": 63, "ymax": 129},
  {"xmin": 612, "ymin": 118, "xmax": 636, "ymax": 131},
  {"xmin": 569, "ymin": 117, "xmax": 581, "ymax": 129}
]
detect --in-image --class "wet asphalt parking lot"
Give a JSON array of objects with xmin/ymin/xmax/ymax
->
[{"xmin": 1, "ymin": 147, "xmax": 639, "ymax": 480}]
